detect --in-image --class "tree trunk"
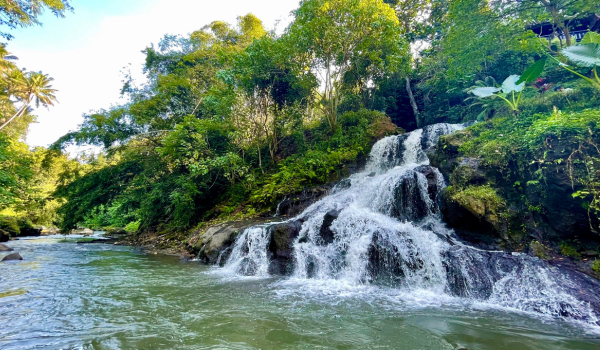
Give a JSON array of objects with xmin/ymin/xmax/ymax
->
[
  {"xmin": 405, "ymin": 76, "xmax": 420, "ymax": 128},
  {"xmin": 0, "ymin": 103, "xmax": 28, "ymax": 131},
  {"xmin": 563, "ymin": 25, "xmax": 572, "ymax": 47},
  {"xmin": 257, "ymin": 143, "xmax": 263, "ymax": 174},
  {"xmin": 547, "ymin": 5, "xmax": 572, "ymax": 47}
]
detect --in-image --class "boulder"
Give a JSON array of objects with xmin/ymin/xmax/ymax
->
[
  {"xmin": 19, "ymin": 227, "xmax": 41, "ymax": 237},
  {"xmin": 414, "ymin": 165, "xmax": 443, "ymax": 202},
  {"xmin": 389, "ymin": 170, "xmax": 435, "ymax": 222},
  {"xmin": 71, "ymin": 228, "xmax": 94, "ymax": 235},
  {"xmin": 367, "ymin": 232, "xmax": 407, "ymax": 287},
  {"xmin": 267, "ymin": 221, "xmax": 302, "ymax": 275},
  {"xmin": 2, "ymin": 252, "xmax": 22, "ymax": 261},
  {"xmin": 41, "ymin": 227, "xmax": 60, "ymax": 235},
  {"xmin": 195, "ymin": 219, "xmax": 275, "ymax": 265},
  {"xmin": 318, "ymin": 210, "xmax": 340, "ymax": 245},
  {"xmin": 439, "ymin": 188, "xmax": 505, "ymax": 250},
  {"xmin": 105, "ymin": 227, "xmax": 127, "ymax": 235},
  {"xmin": 0, "ymin": 243, "xmax": 13, "ymax": 251}
]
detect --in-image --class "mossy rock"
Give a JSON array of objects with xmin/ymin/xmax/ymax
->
[
  {"xmin": 450, "ymin": 185, "xmax": 505, "ymax": 225},
  {"xmin": 529, "ymin": 240, "xmax": 550, "ymax": 260},
  {"xmin": 105, "ymin": 227, "xmax": 127, "ymax": 235},
  {"xmin": 430, "ymin": 130, "xmax": 473, "ymax": 175},
  {"xmin": 0, "ymin": 216, "xmax": 20, "ymax": 237}
]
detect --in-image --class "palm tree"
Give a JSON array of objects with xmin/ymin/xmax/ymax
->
[{"xmin": 0, "ymin": 72, "xmax": 57, "ymax": 131}]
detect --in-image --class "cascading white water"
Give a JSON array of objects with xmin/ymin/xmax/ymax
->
[
  {"xmin": 221, "ymin": 225, "xmax": 272, "ymax": 277},
  {"xmin": 222, "ymin": 123, "xmax": 600, "ymax": 325}
]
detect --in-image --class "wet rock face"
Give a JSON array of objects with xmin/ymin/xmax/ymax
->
[
  {"xmin": 276, "ymin": 185, "xmax": 333, "ymax": 217},
  {"xmin": 439, "ymin": 189, "xmax": 502, "ymax": 250},
  {"xmin": 414, "ymin": 165, "xmax": 441, "ymax": 202},
  {"xmin": 318, "ymin": 210, "xmax": 340, "ymax": 245},
  {"xmin": 367, "ymin": 233, "xmax": 407, "ymax": 287},
  {"xmin": 195, "ymin": 219, "xmax": 274, "ymax": 265},
  {"xmin": 267, "ymin": 221, "xmax": 302, "ymax": 275},
  {"xmin": 443, "ymin": 246, "xmax": 600, "ymax": 321},
  {"xmin": 389, "ymin": 166, "xmax": 442, "ymax": 223},
  {"xmin": 390, "ymin": 172, "xmax": 428, "ymax": 222},
  {"xmin": 443, "ymin": 246, "xmax": 497, "ymax": 299}
]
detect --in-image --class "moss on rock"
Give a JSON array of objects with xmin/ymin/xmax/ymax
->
[{"xmin": 529, "ymin": 240, "xmax": 551, "ymax": 260}]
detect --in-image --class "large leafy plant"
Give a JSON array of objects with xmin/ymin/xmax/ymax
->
[
  {"xmin": 559, "ymin": 32, "xmax": 600, "ymax": 92},
  {"xmin": 469, "ymin": 58, "xmax": 546, "ymax": 115}
]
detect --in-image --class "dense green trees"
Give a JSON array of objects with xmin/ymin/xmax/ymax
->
[
  {"xmin": 0, "ymin": 0, "xmax": 73, "ymax": 233},
  {"xmin": 49, "ymin": 1, "xmax": 408, "ymax": 232},
  {"xmin": 287, "ymin": 0, "xmax": 409, "ymax": 130},
  {"xmin": 2, "ymin": 0, "xmax": 594, "ymax": 234}
]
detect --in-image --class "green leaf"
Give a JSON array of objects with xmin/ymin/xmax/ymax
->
[
  {"xmin": 471, "ymin": 87, "xmax": 501, "ymax": 97},
  {"xmin": 580, "ymin": 32, "xmax": 600, "ymax": 45},
  {"xmin": 516, "ymin": 58, "xmax": 546, "ymax": 85},
  {"xmin": 476, "ymin": 109, "xmax": 487, "ymax": 121},
  {"xmin": 562, "ymin": 43, "xmax": 600, "ymax": 67},
  {"xmin": 501, "ymin": 75, "xmax": 524, "ymax": 93}
]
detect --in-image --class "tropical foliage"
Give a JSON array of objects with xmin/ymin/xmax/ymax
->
[{"xmin": 1, "ymin": 0, "xmax": 600, "ymax": 238}]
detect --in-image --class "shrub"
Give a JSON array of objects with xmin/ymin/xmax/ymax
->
[
  {"xmin": 592, "ymin": 260, "xmax": 600, "ymax": 274},
  {"xmin": 560, "ymin": 242, "xmax": 581, "ymax": 259},
  {"xmin": 0, "ymin": 215, "xmax": 20, "ymax": 237},
  {"xmin": 124, "ymin": 220, "xmax": 141, "ymax": 233}
]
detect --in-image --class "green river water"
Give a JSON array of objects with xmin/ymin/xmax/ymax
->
[{"xmin": 1, "ymin": 235, "xmax": 600, "ymax": 350}]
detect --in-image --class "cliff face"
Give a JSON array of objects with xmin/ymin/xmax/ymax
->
[{"xmin": 430, "ymin": 125, "xmax": 600, "ymax": 277}]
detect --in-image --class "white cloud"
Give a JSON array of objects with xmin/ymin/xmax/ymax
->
[{"xmin": 12, "ymin": 0, "xmax": 299, "ymax": 149}]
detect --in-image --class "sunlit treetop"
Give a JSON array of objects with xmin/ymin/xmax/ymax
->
[{"xmin": 0, "ymin": 0, "xmax": 73, "ymax": 40}]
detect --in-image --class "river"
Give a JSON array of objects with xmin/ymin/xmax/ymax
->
[{"xmin": 1, "ymin": 235, "xmax": 600, "ymax": 350}]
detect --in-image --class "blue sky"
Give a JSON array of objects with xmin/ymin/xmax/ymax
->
[{"xmin": 7, "ymin": 0, "xmax": 300, "ymax": 150}]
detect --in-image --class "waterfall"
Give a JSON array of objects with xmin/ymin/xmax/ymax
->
[{"xmin": 221, "ymin": 123, "xmax": 600, "ymax": 325}]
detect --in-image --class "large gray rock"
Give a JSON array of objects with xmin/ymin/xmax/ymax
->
[
  {"xmin": 389, "ymin": 167, "xmax": 443, "ymax": 222},
  {"xmin": 2, "ymin": 252, "xmax": 22, "ymax": 261},
  {"xmin": 71, "ymin": 228, "xmax": 94, "ymax": 235},
  {"xmin": 0, "ymin": 243, "xmax": 13, "ymax": 251},
  {"xmin": 267, "ymin": 221, "xmax": 302, "ymax": 275},
  {"xmin": 195, "ymin": 219, "xmax": 276, "ymax": 265},
  {"xmin": 318, "ymin": 210, "xmax": 340, "ymax": 245}
]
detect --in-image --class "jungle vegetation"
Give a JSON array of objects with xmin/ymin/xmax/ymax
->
[{"xmin": 1, "ymin": 0, "xmax": 599, "ymax": 236}]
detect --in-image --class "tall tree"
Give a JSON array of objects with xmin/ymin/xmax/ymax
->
[
  {"xmin": 0, "ymin": 72, "xmax": 57, "ymax": 131},
  {"xmin": 287, "ymin": 0, "xmax": 409, "ymax": 131},
  {"xmin": 493, "ymin": 0, "xmax": 599, "ymax": 47},
  {"xmin": 0, "ymin": 0, "xmax": 73, "ymax": 40}
]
